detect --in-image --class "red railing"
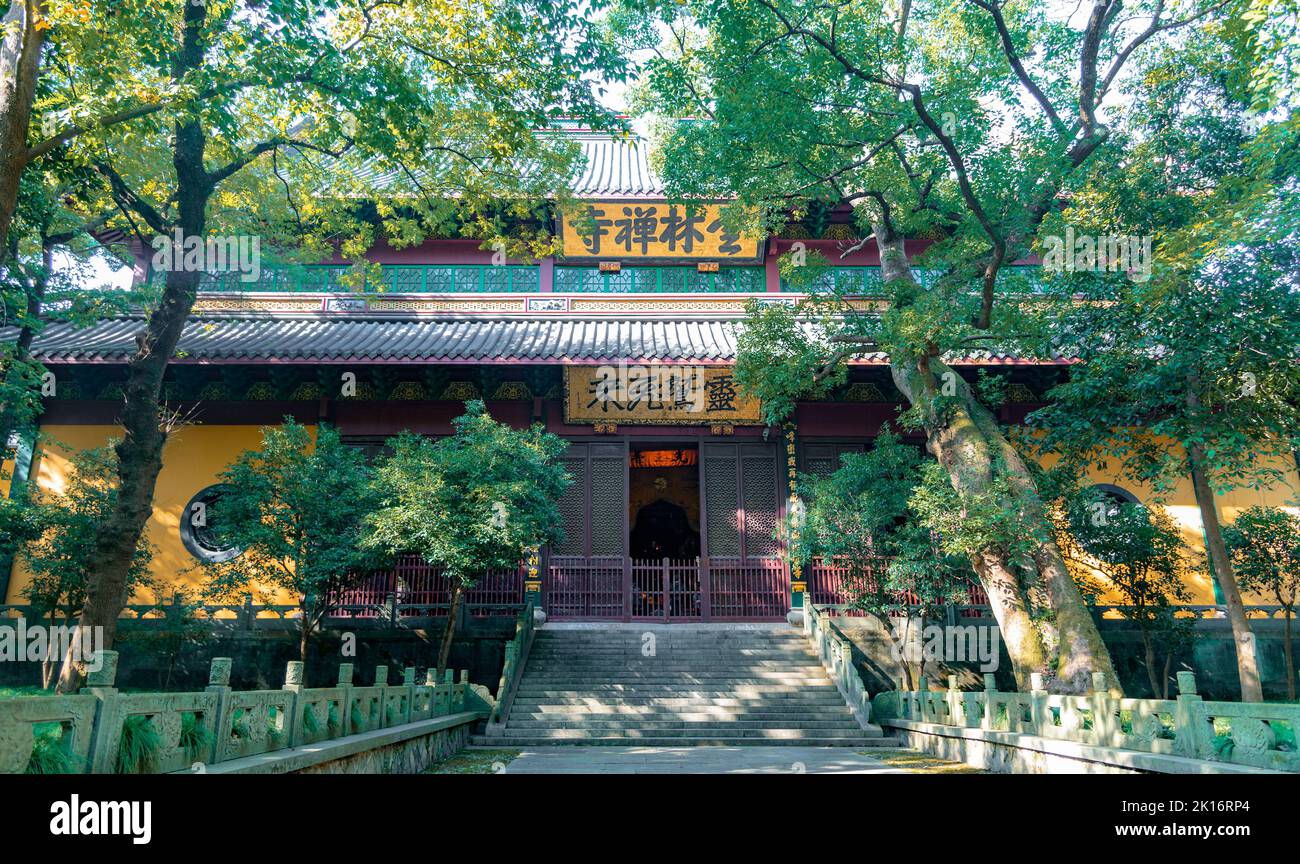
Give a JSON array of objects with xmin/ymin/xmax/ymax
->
[
  {"xmin": 544, "ymin": 556, "xmax": 624, "ymax": 620},
  {"xmin": 329, "ymin": 554, "xmax": 524, "ymax": 618},
  {"xmin": 806, "ymin": 558, "xmax": 988, "ymax": 617},
  {"xmin": 545, "ymin": 556, "xmax": 790, "ymax": 622}
]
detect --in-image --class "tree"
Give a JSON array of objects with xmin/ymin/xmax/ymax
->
[
  {"xmin": 0, "ymin": 0, "xmax": 47, "ymax": 259},
  {"xmin": 616, "ymin": 0, "xmax": 1249, "ymax": 691},
  {"xmin": 1, "ymin": 162, "xmax": 139, "ymax": 457},
  {"xmin": 52, "ymin": 0, "xmax": 627, "ymax": 692},
  {"xmin": 201, "ymin": 420, "xmax": 388, "ymax": 667},
  {"xmin": 365, "ymin": 401, "xmax": 570, "ymax": 675},
  {"xmin": 19, "ymin": 443, "xmax": 155, "ymax": 688},
  {"xmin": 1224, "ymin": 507, "xmax": 1300, "ymax": 699},
  {"xmin": 1028, "ymin": 23, "xmax": 1300, "ymax": 701},
  {"xmin": 1054, "ymin": 490, "xmax": 1196, "ymax": 699},
  {"xmin": 787, "ymin": 432, "xmax": 974, "ymax": 688}
]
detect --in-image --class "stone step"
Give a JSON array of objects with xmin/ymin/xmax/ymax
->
[
  {"xmin": 474, "ymin": 735, "xmax": 900, "ymax": 747},
  {"xmin": 512, "ymin": 709, "xmax": 855, "ymax": 720},
  {"xmin": 493, "ymin": 726, "xmax": 873, "ymax": 739},
  {"xmin": 514, "ymin": 683, "xmax": 842, "ymax": 692},
  {"xmin": 513, "ymin": 689, "xmax": 844, "ymax": 699},
  {"xmin": 508, "ymin": 719, "xmax": 866, "ymax": 731}
]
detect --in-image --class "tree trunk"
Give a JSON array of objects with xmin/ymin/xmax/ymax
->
[
  {"xmin": 0, "ymin": 1, "xmax": 45, "ymax": 260},
  {"xmin": 1161, "ymin": 651, "xmax": 1172, "ymax": 700},
  {"xmin": 1140, "ymin": 626, "xmax": 1160, "ymax": 698},
  {"xmin": 53, "ymin": 3, "xmax": 211, "ymax": 692},
  {"xmin": 299, "ymin": 618, "xmax": 311, "ymax": 666},
  {"xmin": 873, "ymin": 611, "xmax": 913, "ymax": 690},
  {"xmin": 437, "ymin": 581, "xmax": 465, "ymax": 676},
  {"xmin": 877, "ymin": 224, "xmax": 1118, "ymax": 693},
  {"xmin": 1187, "ymin": 445, "xmax": 1263, "ymax": 701}
]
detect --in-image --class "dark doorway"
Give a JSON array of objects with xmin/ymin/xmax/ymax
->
[{"xmin": 628, "ymin": 445, "xmax": 701, "ymax": 559}]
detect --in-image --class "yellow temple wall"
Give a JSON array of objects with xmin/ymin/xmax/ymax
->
[{"xmin": 4, "ymin": 424, "xmax": 314, "ymax": 606}]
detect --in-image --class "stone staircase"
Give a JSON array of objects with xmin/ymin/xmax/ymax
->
[{"xmin": 477, "ymin": 624, "xmax": 896, "ymax": 746}]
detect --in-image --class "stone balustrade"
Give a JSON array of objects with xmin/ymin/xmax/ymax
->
[
  {"xmin": 0, "ymin": 651, "xmax": 494, "ymax": 774},
  {"xmin": 887, "ymin": 671, "xmax": 1300, "ymax": 773}
]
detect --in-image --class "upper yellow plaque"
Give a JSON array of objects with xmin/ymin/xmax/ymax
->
[{"xmin": 560, "ymin": 201, "xmax": 763, "ymax": 262}]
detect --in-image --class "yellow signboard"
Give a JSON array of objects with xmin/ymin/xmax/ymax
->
[
  {"xmin": 565, "ymin": 365, "xmax": 763, "ymax": 426},
  {"xmin": 560, "ymin": 201, "xmax": 762, "ymax": 262}
]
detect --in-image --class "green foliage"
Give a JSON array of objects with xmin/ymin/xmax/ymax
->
[
  {"xmin": 732, "ymin": 297, "xmax": 859, "ymax": 426},
  {"xmin": 24, "ymin": 725, "xmax": 78, "ymax": 775},
  {"xmin": 1223, "ymin": 507, "xmax": 1300, "ymax": 610},
  {"xmin": 789, "ymin": 432, "xmax": 974, "ymax": 621},
  {"xmin": 909, "ymin": 457, "xmax": 1040, "ymax": 563},
  {"xmin": 350, "ymin": 701, "xmax": 364, "ymax": 732},
  {"xmin": 364, "ymin": 401, "xmax": 571, "ymax": 583},
  {"xmin": 1058, "ymin": 494, "xmax": 1195, "ymax": 613},
  {"xmin": 179, "ymin": 712, "xmax": 213, "ymax": 762},
  {"xmin": 115, "ymin": 715, "xmax": 162, "ymax": 774},
  {"xmin": 202, "ymin": 421, "xmax": 388, "ymax": 631},
  {"xmin": 302, "ymin": 704, "xmax": 321, "ymax": 738},
  {"xmin": 19, "ymin": 443, "xmax": 157, "ymax": 619}
]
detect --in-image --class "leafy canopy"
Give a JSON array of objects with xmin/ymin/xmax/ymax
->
[
  {"xmin": 202, "ymin": 420, "xmax": 387, "ymax": 611},
  {"xmin": 364, "ymin": 401, "xmax": 571, "ymax": 584}
]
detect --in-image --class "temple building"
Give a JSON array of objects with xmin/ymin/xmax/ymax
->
[{"xmin": 2, "ymin": 128, "xmax": 1295, "ymax": 620}]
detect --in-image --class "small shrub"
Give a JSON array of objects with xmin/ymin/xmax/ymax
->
[
  {"xmin": 25, "ymin": 725, "xmax": 78, "ymax": 775},
  {"xmin": 179, "ymin": 712, "xmax": 213, "ymax": 761},
  {"xmin": 115, "ymin": 715, "xmax": 162, "ymax": 774},
  {"xmin": 302, "ymin": 704, "xmax": 320, "ymax": 738},
  {"xmin": 230, "ymin": 711, "xmax": 251, "ymax": 740},
  {"xmin": 267, "ymin": 707, "xmax": 285, "ymax": 746},
  {"xmin": 326, "ymin": 703, "xmax": 341, "ymax": 736},
  {"xmin": 350, "ymin": 701, "xmax": 364, "ymax": 731}
]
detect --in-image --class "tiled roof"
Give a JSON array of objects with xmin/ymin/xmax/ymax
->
[
  {"xmin": 9, "ymin": 315, "xmax": 1074, "ymax": 366},
  {"xmin": 570, "ymin": 133, "xmax": 664, "ymax": 198},
  {"xmin": 15, "ymin": 316, "xmax": 739, "ymax": 364}
]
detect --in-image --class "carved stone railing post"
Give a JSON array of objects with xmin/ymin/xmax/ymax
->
[
  {"xmin": 1173, "ymin": 670, "xmax": 1210, "ymax": 759},
  {"xmin": 403, "ymin": 667, "xmax": 416, "ymax": 723},
  {"xmin": 282, "ymin": 660, "xmax": 306, "ymax": 746},
  {"xmin": 85, "ymin": 650, "xmax": 122, "ymax": 774},
  {"xmin": 1028, "ymin": 673, "xmax": 1047, "ymax": 735},
  {"xmin": 195, "ymin": 656, "xmax": 233, "ymax": 765},
  {"xmin": 1089, "ymin": 671, "xmax": 1119, "ymax": 747},
  {"xmin": 337, "ymin": 663, "xmax": 354, "ymax": 736},
  {"xmin": 374, "ymin": 665, "xmax": 390, "ymax": 727},
  {"xmin": 946, "ymin": 675, "xmax": 960, "ymax": 726},
  {"xmin": 917, "ymin": 677, "xmax": 929, "ymax": 722},
  {"xmin": 982, "ymin": 673, "xmax": 996, "ymax": 731}
]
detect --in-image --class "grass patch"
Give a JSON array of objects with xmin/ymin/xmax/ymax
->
[
  {"xmin": 864, "ymin": 748, "xmax": 991, "ymax": 775},
  {"xmin": 302, "ymin": 704, "xmax": 321, "ymax": 739},
  {"xmin": 180, "ymin": 712, "xmax": 213, "ymax": 761},
  {"xmin": 425, "ymin": 748, "xmax": 520, "ymax": 775},
  {"xmin": 25, "ymin": 724, "xmax": 80, "ymax": 774},
  {"xmin": 115, "ymin": 715, "xmax": 162, "ymax": 774},
  {"xmin": 0, "ymin": 686, "xmax": 52, "ymax": 699}
]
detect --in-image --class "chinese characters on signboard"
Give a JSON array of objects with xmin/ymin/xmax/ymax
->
[
  {"xmin": 560, "ymin": 202, "xmax": 762, "ymax": 261},
  {"xmin": 565, "ymin": 364, "xmax": 763, "ymax": 425}
]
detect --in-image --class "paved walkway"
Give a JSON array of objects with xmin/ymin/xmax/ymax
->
[{"xmin": 492, "ymin": 746, "xmax": 909, "ymax": 774}]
